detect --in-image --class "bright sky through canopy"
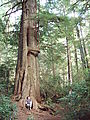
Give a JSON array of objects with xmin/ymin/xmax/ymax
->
[{"xmin": 8, "ymin": 0, "xmax": 47, "ymax": 24}]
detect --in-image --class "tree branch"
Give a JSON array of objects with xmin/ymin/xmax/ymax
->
[
  {"xmin": 3, "ymin": 8, "xmax": 22, "ymax": 17},
  {"xmin": 4, "ymin": 2, "xmax": 22, "ymax": 16},
  {"xmin": 0, "ymin": 0, "xmax": 12, "ymax": 7}
]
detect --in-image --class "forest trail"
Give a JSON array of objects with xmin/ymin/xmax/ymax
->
[{"xmin": 15, "ymin": 101, "xmax": 61, "ymax": 120}]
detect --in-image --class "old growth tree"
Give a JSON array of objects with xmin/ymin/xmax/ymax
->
[{"xmin": 14, "ymin": 0, "xmax": 41, "ymax": 109}]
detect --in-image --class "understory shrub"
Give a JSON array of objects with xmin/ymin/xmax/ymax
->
[
  {"xmin": 40, "ymin": 75, "xmax": 69, "ymax": 102},
  {"xmin": 27, "ymin": 115, "xmax": 34, "ymax": 120},
  {"xmin": 0, "ymin": 95, "xmax": 17, "ymax": 120},
  {"xmin": 58, "ymin": 80, "xmax": 90, "ymax": 120}
]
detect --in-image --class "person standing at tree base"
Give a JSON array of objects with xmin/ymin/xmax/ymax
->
[{"xmin": 25, "ymin": 96, "xmax": 33, "ymax": 110}]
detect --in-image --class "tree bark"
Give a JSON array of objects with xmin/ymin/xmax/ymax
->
[
  {"xmin": 74, "ymin": 44, "xmax": 78, "ymax": 72},
  {"xmin": 76, "ymin": 26, "xmax": 86, "ymax": 70},
  {"xmin": 80, "ymin": 25, "xmax": 89, "ymax": 69},
  {"xmin": 66, "ymin": 38, "xmax": 72, "ymax": 86},
  {"xmin": 62, "ymin": 66, "xmax": 65, "ymax": 81},
  {"xmin": 51, "ymin": 49, "xmax": 55, "ymax": 78},
  {"xmin": 14, "ymin": 0, "xmax": 41, "ymax": 109},
  {"xmin": 6, "ymin": 69, "xmax": 9, "ymax": 93}
]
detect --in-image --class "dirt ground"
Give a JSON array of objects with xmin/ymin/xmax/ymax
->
[{"xmin": 16, "ymin": 102, "xmax": 61, "ymax": 120}]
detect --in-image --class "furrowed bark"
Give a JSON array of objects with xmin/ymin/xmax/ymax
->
[{"xmin": 14, "ymin": 0, "xmax": 41, "ymax": 109}]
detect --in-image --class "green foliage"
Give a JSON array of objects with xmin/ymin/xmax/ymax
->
[
  {"xmin": 45, "ymin": 97, "xmax": 55, "ymax": 108},
  {"xmin": 85, "ymin": 69, "xmax": 90, "ymax": 97},
  {"xmin": 0, "ymin": 17, "xmax": 18, "ymax": 95},
  {"xmin": 0, "ymin": 17, "xmax": 18, "ymax": 120},
  {"xmin": 0, "ymin": 95, "xmax": 17, "ymax": 120},
  {"xmin": 27, "ymin": 115, "xmax": 34, "ymax": 120},
  {"xmin": 41, "ymin": 75, "xmax": 62, "ymax": 98},
  {"xmin": 58, "ymin": 80, "xmax": 90, "ymax": 120}
]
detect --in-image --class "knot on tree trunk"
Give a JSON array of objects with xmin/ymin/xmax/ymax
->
[{"xmin": 27, "ymin": 47, "xmax": 40, "ymax": 57}]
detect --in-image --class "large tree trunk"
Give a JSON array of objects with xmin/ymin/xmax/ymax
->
[{"xmin": 14, "ymin": 0, "xmax": 41, "ymax": 109}]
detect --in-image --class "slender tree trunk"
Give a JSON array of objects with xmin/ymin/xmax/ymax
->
[
  {"xmin": 62, "ymin": 66, "xmax": 66, "ymax": 87},
  {"xmin": 62, "ymin": 66, "xmax": 65, "ymax": 81},
  {"xmin": 80, "ymin": 25, "xmax": 89, "ymax": 69},
  {"xmin": 52, "ymin": 61, "xmax": 55, "ymax": 78},
  {"xmin": 51, "ymin": 49, "xmax": 55, "ymax": 78},
  {"xmin": 66, "ymin": 38, "xmax": 72, "ymax": 86},
  {"xmin": 63, "ymin": 8, "xmax": 72, "ymax": 90},
  {"xmin": 6, "ymin": 69, "xmax": 9, "ymax": 93},
  {"xmin": 14, "ymin": 0, "xmax": 41, "ymax": 109},
  {"xmin": 74, "ymin": 44, "xmax": 78, "ymax": 72},
  {"xmin": 76, "ymin": 26, "xmax": 86, "ymax": 70},
  {"xmin": 82, "ymin": 39, "xmax": 89, "ymax": 68}
]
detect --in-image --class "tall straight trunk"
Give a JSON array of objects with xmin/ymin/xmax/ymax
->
[
  {"xmin": 66, "ymin": 38, "xmax": 72, "ymax": 85},
  {"xmin": 62, "ymin": 66, "xmax": 66, "ymax": 86},
  {"xmin": 14, "ymin": 14, "xmax": 23, "ymax": 95},
  {"xmin": 14, "ymin": 0, "xmax": 41, "ymax": 109},
  {"xmin": 52, "ymin": 60, "xmax": 55, "ymax": 78},
  {"xmin": 76, "ymin": 26, "xmax": 86, "ymax": 70},
  {"xmin": 51, "ymin": 49, "xmax": 55, "ymax": 78},
  {"xmin": 73, "ymin": 10, "xmax": 78, "ymax": 72},
  {"xmin": 80, "ymin": 25, "xmax": 89, "ymax": 69},
  {"xmin": 62, "ymin": 66, "xmax": 65, "ymax": 81},
  {"xmin": 6, "ymin": 69, "xmax": 9, "ymax": 93},
  {"xmin": 74, "ymin": 44, "xmax": 78, "ymax": 72}
]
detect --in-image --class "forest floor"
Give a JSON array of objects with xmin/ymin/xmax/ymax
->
[{"xmin": 15, "ymin": 101, "xmax": 62, "ymax": 120}]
